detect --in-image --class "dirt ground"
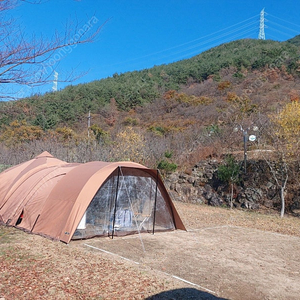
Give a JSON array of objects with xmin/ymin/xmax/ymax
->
[
  {"xmin": 1, "ymin": 202, "xmax": 300, "ymax": 299},
  {"xmin": 74, "ymin": 203, "xmax": 300, "ymax": 300},
  {"xmin": 80, "ymin": 226, "xmax": 300, "ymax": 299}
]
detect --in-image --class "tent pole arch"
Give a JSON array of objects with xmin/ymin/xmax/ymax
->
[
  {"xmin": 111, "ymin": 166, "xmax": 121, "ymax": 239},
  {"xmin": 31, "ymin": 214, "xmax": 40, "ymax": 232},
  {"xmin": 158, "ymin": 169, "xmax": 177, "ymax": 226},
  {"xmin": 152, "ymin": 169, "xmax": 159, "ymax": 235}
]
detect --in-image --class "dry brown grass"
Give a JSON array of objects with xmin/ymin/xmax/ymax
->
[
  {"xmin": 1, "ymin": 203, "xmax": 300, "ymax": 299},
  {"xmin": 174, "ymin": 202, "xmax": 300, "ymax": 237}
]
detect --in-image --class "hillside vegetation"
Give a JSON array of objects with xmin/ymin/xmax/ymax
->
[
  {"xmin": 0, "ymin": 38, "xmax": 299, "ymax": 129},
  {"xmin": 1, "ymin": 37, "xmax": 300, "ymax": 214}
]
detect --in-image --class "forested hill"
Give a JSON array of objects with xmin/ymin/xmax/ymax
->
[
  {"xmin": 287, "ymin": 34, "xmax": 300, "ymax": 46},
  {"xmin": 0, "ymin": 38, "xmax": 300, "ymax": 131}
]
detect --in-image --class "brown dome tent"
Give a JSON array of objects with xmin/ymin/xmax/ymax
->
[{"xmin": 0, "ymin": 152, "xmax": 185, "ymax": 243}]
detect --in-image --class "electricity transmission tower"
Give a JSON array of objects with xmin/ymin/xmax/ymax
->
[
  {"xmin": 52, "ymin": 71, "xmax": 58, "ymax": 92},
  {"xmin": 258, "ymin": 8, "xmax": 266, "ymax": 40}
]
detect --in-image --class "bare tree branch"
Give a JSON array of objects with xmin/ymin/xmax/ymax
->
[{"xmin": 0, "ymin": 0, "xmax": 108, "ymax": 99}]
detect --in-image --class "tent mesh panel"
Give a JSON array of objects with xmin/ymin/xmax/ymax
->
[{"xmin": 72, "ymin": 171, "xmax": 175, "ymax": 240}]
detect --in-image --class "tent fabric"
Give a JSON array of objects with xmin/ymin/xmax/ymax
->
[
  {"xmin": 0, "ymin": 152, "xmax": 186, "ymax": 243},
  {"xmin": 0, "ymin": 152, "xmax": 67, "ymax": 223}
]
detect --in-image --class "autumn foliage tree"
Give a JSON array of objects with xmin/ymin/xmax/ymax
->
[
  {"xmin": 0, "ymin": 120, "xmax": 43, "ymax": 146},
  {"xmin": 262, "ymin": 101, "xmax": 300, "ymax": 217},
  {"xmin": 113, "ymin": 127, "xmax": 146, "ymax": 163},
  {"xmin": 275, "ymin": 101, "xmax": 300, "ymax": 154}
]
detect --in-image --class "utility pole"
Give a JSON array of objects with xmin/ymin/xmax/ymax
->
[
  {"xmin": 87, "ymin": 111, "xmax": 91, "ymax": 139},
  {"xmin": 258, "ymin": 8, "xmax": 266, "ymax": 40}
]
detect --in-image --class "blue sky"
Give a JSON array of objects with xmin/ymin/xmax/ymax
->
[{"xmin": 5, "ymin": 0, "xmax": 300, "ymax": 98}]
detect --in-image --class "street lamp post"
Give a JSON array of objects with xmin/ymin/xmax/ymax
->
[
  {"xmin": 234, "ymin": 125, "xmax": 258, "ymax": 174},
  {"xmin": 243, "ymin": 129, "xmax": 248, "ymax": 174}
]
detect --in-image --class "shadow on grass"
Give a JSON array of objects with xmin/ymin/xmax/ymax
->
[{"xmin": 146, "ymin": 288, "xmax": 228, "ymax": 300}]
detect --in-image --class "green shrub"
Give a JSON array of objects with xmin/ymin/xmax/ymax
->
[
  {"xmin": 157, "ymin": 159, "xmax": 177, "ymax": 172},
  {"xmin": 217, "ymin": 155, "xmax": 241, "ymax": 185},
  {"xmin": 123, "ymin": 117, "xmax": 139, "ymax": 126},
  {"xmin": 164, "ymin": 150, "xmax": 173, "ymax": 159}
]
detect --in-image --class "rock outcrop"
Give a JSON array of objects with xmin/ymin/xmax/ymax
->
[{"xmin": 164, "ymin": 159, "xmax": 296, "ymax": 212}]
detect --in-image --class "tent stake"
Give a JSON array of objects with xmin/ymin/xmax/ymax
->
[
  {"xmin": 111, "ymin": 167, "xmax": 120, "ymax": 239},
  {"xmin": 152, "ymin": 170, "xmax": 159, "ymax": 235}
]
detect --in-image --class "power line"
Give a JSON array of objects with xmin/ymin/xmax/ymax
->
[
  {"xmin": 267, "ymin": 13, "xmax": 300, "ymax": 29},
  {"xmin": 267, "ymin": 26, "xmax": 297, "ymax": 39},
  {"xmin": 104, "ymin": 14, "xmax": 259, "ymax": 69},
  {"xmin": 159, "ymin": 27, "xmax": 258, "ymax": 63},
  {"xmin": 266, "ymin": 20, "xmax": 300, "ymax": 35},
  {"xmin": 103, "ymin": 10, "xmax": 299, "ymax": 73}
]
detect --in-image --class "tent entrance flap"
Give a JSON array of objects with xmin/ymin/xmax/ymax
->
[{"xmin": 72, "ymin": 168, "xmax": 176, "ymax": 240}]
